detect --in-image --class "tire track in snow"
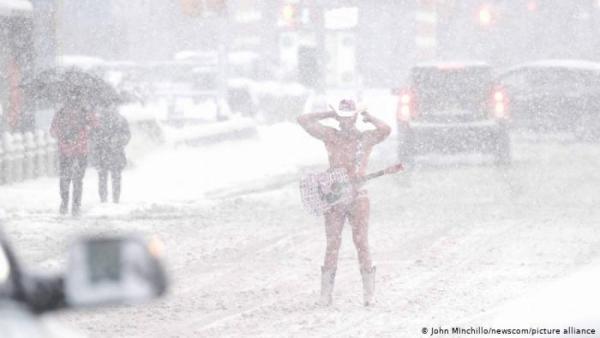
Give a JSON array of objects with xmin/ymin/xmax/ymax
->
[{"xmin": 326, "ymin": 222, "xmax": 514, "ymax": 336}]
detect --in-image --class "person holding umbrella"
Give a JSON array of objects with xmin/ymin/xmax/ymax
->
[
  {"xmin": 91, "ymin": 104, "xmax": 131, "ymax": 204},
  {"xmin": 25, "ymin": 67, "xmax": 129, "ymax": 215},
  {"xmin": 50, "ymin": 90, "xmax": 97, "ymax": 216}
]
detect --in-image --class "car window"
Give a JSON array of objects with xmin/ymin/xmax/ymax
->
[
  {"xmin": 525, "ymin": 68, "xmax": 600, "ymax": 91},
  {"xmin": 411, "ymin": 66, "xmax": 492, "ymax": 114}
]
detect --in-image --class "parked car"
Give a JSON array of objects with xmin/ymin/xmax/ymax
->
[
  {"xmin": 394, "ymin": 61, "xmax": 511, "ymax": 165},
  {"xmin": 0, "ymin": 225, "xmax": 167, "ymax": 338},
  {"xmin": 496, "ymin": 59, "xmax": 600, "ymax": 140}
]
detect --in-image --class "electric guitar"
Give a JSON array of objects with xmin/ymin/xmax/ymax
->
[{"xmin": 299, "ymin": 163, "xmax": 404, "ymax": 216}]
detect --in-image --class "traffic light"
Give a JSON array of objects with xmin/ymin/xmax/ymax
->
[
  {"xmin": 179, "ymin": 0, "xmax": 226, "ymax": 17},
  {"xmin": 281, "ymin": 3, "xmax": 299, "ymax": 27},
  {"xmin": 206, "ymin": 0, "xmax": 227, "ymax": 14},
  {"xmin": 527, "ymin": 0, "xmax": 538, "ymax": 12}
]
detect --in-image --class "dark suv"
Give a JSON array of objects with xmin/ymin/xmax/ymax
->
[
  {"xmin": 395, "ymin": 62, "xmax": 511, "ymax": 164},
  {"xmin": 496, "ymin": 60, "xmax": 600, "ymax": 140}
]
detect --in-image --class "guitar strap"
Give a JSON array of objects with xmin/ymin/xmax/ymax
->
[
  {"xmin": 353, "ymin": 138, "xmax": 369, "ymax": 199},
  {"xmin": 354, "ymin": 138, "xmax": 364, "ymax": 174}
]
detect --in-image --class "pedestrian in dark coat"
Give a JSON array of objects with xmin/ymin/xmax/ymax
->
[
  {"xmin": 50, "ymin": 100, "xmax": 97, "ymax": 216},
  {"xmin": 92, "ymin": 107, "xmax": 131, "ymax": 203}
]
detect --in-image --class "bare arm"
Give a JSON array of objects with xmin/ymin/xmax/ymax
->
[
  {"xmin": 297, "ymin": 110, "xmax": 337, "ymax": 141},
  {"xmin": 361, "ymin": 111, "xmax": 391, "ymax": 145}
]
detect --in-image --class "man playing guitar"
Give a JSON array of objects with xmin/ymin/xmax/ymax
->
[{"xmin": 297, "ymin": 99, "xmax": 391, "ymax": 306}]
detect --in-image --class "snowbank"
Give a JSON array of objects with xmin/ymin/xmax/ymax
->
[
  {"xmin": 490, "ymin": 262, "xmax": 600, "ymax": 327},
  {"xmin": 161, "ymin": 117, "xmax": 258, "ymax": 146},
  {"xmin": 57, "ymin": 55, "xmax": 106, "ymax": 71}
]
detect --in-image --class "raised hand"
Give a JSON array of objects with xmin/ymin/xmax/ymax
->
[
  {"xmin": 361, "ymin": 111, "xmax": 374, "ymax": 123},
  {"xmin": 327, "ymin": 105, "xmax": 339, "ymax": 120}
]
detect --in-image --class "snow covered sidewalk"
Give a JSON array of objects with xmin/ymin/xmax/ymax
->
[{"xmin": 1, "ymin": 136, "xmax": 598, "ymax": 336}]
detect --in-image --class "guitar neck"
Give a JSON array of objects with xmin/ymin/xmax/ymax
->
[{"xmin": 354, "ymin": 169, "xmax": 387, "ymax": 185}]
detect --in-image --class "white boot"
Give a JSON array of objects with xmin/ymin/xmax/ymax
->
[
  {"xmin": 361, "ymin": 266, "xmax": 376, "ymax": 306},
  {"xmin": 318, "ymin": 266, "xmax": 336, "ymax": 306}
]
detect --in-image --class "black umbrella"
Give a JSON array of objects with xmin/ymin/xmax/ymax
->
[{"xmin": 22, "ymin": 67, "xmax": 128, "ymax": 108}]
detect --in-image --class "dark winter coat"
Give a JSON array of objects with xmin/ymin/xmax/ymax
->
[
  {"xmin": 92, "ymin": 112, "xmax": 131, "ymax": 171},
  {"xmin": 50, "ymin": 107, "xmax": 97, "ymax": 157}
]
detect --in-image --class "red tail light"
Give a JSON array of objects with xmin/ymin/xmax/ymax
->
[
  {"xmin": 397, "ymin": 89, "xmax": 416, "ymax": 122},
  {"xmin": 491, "ymin": 86, "xmax": 509, "ymax": 120}
]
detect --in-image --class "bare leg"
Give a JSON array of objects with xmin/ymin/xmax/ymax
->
[
  {"xmin": 71, "ymin": 156, "xmax": 87, "ymax": 216},
  {"xmin": 348, "ymin": 195, "xmax": 376, "ymax": 305},
  {"xmin": 348, "ymin": 196, "xmax": 372, "ymax": 270},
  {"xmin": 111, "ymin": 169, "xmax": 122, "ymax": 203},
  {"xmin": 98, "ymin": 169, "xmax": 108, "ymax": 203},
  {"xmin": 319, "ymin": 205, "xmax": 346, "ymax": 305},
  {"xmin": 323, "ymin": 205, "xmax": 346, "ymax": 270},
  {"xmin": 59, "ymin": 155, "xmax": 73, "ymax": 214}
]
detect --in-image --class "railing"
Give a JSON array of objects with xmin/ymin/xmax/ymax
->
[{"xmin": 0, "ymin": 130, "xmax": 58, "ymax": 185}]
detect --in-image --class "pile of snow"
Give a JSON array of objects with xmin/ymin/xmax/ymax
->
[
  {"xmin": 173, "ymin": 50, "xmax": 218, "ymax": 64},
  {"xmin": 161, "ymin": 117, "xmax": 257, "ymax": 145},
  {"xmin": 227, "ymin": 77, "xmax": 255, "ymax": 89},
  {"xmin": 228, "ymin": 51, "xmax": 259, "ymax": 65},
  {"xmin": 125, "ymin": 121, "xmax": 324, "ymax": 202},
  {"xmin": 490, "ymin": 262, "xmax": 600, "ymax": 327},
  {"xmin": 57, "ymin": 55, "xmax": 106, "ymax": 71},
  {"xmin": 119, "ymin": 102, "xmax": 160, "ymax": 122}
]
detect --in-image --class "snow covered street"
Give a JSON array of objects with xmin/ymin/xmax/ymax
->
[
  {"xmin": 2, "ymin": 86, "xmax": 600, "ymax": 336},
  {"xmin": 4, "ymin": 1, "xmax": 600, "ymax": 336}
]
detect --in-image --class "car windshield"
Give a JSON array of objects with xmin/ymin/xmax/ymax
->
[{"xmin": 412, "ymin": 66, "xmax": 491, "ymax": 115}]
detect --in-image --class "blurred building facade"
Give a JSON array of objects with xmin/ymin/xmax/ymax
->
[
  {"xmin": 436, "ymin": 0, "xmax": 600, "ymax": 67},
  {"xmin": 0, "ymin": 0, "xmax": 35, "ymax": 133},
  {"xmin": 41, "ymin": 0, "xmax": 600, "ymax": 86},
  {"xmin": 2, "ymin": 0, "xmax": 598, "ymax": 134}
]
